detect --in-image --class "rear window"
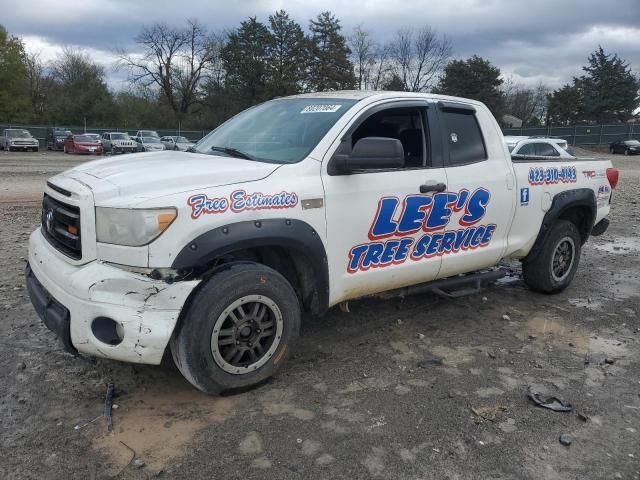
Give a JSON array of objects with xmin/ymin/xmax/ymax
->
[{"xmin": 441, "ymin": 111, "xmax": 487, "ymax": 166}]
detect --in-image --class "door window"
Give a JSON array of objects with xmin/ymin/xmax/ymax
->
[
  {"xmin": 441, "ymin": 110, "xmax": 487, "ymax": 166},
  {"xmin": 534, "ymin": 143, "xmax": 559, "ymax": 156},
  {"xmin": 351, "ymin": 107, "xmax": 427, "ymax": 168}
]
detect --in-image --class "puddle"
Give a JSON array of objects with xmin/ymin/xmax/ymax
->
[
  {"xmin": 592, "ymin": 236, "xmax": 640, "ymax": 254},
  {"xmin": 521, "ymin": 315, "xmax": 627, "ymax": 357},
  {"xmin": 92, "ymin": 376, "xmax": 240, "ymax": 474}
]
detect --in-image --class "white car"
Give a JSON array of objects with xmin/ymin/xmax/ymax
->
[
  {"xmin": 26, "ymin": 91, "xmax": 617, "ymax": 395},
  {"xmin": 510, "ymin": 138, "xmax": 575, "ymax": 159},
  {"xmin": 1, "ymin": 129, "xmax": 39, "ymax": 152},
  {"xmin": 160, "ymin": 135, "xmax": 195, "ymax": 151}
]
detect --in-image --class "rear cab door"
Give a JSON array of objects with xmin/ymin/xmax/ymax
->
[
  {"xmin": 434, "ymin": 101, "xmax": 517, "ymax": 278},
  {"xmin": 321, "ymin": 98, "xmax": 449, "ymax": 305}
]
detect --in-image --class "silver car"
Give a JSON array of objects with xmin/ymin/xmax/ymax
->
[
  {"xmin": 160, "ymin": 135, "xmax": 195, "ymax": 151},
  {"xmin": 136, "ymin": 136, "xmax": 166, "ymax": 152},
  {"xmin": 1, "ymin": 129, "xmax": 39, "ymax": 152}
]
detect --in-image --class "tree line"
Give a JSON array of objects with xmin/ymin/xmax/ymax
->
[{"xmin": 0, "ymin": 12, "xmax": 638, "ymax": 131}]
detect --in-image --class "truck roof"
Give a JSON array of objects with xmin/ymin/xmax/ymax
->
[{"xmin": 287, "ymin": 90, "xmax": 487, "ymax": 106}]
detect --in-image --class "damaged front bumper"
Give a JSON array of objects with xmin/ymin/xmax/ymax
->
[{"xmin": 27, "ymin": 229, "xmax": 200, "ymax": 364}]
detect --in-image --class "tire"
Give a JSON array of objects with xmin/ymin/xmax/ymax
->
[
  {"xmin": 170, "ymin": 263, "xmax": 301, "ymax": 395},
  {"xmin": 63, "ymin": 145, "xmax": 67, "ymax": 154},
  {"xmin": 624, "ymin": 148, "xmax": 629, "ymax": 156},
  {"xmin": 609, "ymin": 147, "xmax": 614, "ymax": 154},
  {"xmin": 522, "ymin": 220, "xmax": 582, "ymax": 294}
]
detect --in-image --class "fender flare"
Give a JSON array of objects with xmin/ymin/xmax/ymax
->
[
  {"xmin": 172, "ymin": 218, "xmax": 329, "ymax": 314},
  {"xmin": 524, "ymin": 188, "xmax": 596, "ymax": 262}
]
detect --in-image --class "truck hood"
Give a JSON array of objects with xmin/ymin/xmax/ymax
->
[{"xmin": 59, "ymin": 151, "xmax": 280, "ymax": 205}]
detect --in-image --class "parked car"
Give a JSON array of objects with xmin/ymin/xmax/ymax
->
[
  {"xmin": 0, "ymin": 129, "xmax": 39, "ymax": 152},
  {"xmin": 609, "ymin": 139, "xmax": 640, "ymax": 155},
  {"xmin": 135, "ymin": 130, "xmax": 160, "ymax": 139},
  {"xmin": 510, "ymin": 138, "xmax": 575, "ymax": 159},
  {"xmin": 101, "ymin": 132, "xmax": 137, "ymax": 154},
  {"xmin": 47, "ymin": 127, "xmax": 72, "ymax": 151},
  {"xmin": 504, "ymin": 135, "xmax": 571, "ymax": 153},
  {"xmin": 160, "ymin": 135, "xmax": 195, "ymax": 151},
  {"xmin": 135, "ymin": 136, "xmax": 166, "ymax": 152},
  {"xmin": 63, "ymin": 134, "xmax": 103, "ymax": 155},
  {"xmin": 27, "ymin": 91, "xmax": 618, "ymax": 395}
]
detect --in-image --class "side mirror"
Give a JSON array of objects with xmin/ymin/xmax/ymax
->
[{"xmin": 332, "ymin": 137, "xmax": 405, "ymax": 174}]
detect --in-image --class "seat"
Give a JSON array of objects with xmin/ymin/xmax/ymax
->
[{"xmin": 399, "ymin": 128, "xmax": 423, "ymax": 167}]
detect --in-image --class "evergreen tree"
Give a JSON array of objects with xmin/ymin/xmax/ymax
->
[
  {"xmin": 0, "ymin": 25, "xmax": 30, "ymax": 123},
  {"xmin": 222, "ymin": 17, "xmax": 272, "ymax": 108},
  {"xmin": 266, "ymin": 10, "xmax": 308, "ymax": 97},
  {"xmin": 547, "ymin": 84, "xmax": 582, "ymax": 125},
  {"xmin": 576, "ymin": 46, "xmax": 638, "ymax": 123},
  {"xmin": 308, "ymin": 11, "xmax": 355, "ymax": 91},
  {"xmin": 382, "ymin": 73, "xmax": 406, "ymax": 91},
  {"xmin": 434, "ymin": 55, "xmax": 503, "ymax": 117}
]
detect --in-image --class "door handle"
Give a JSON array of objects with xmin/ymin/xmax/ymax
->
[{"xmin": 419, "ymin": 182, "xmax": 447, "ymax": 194}]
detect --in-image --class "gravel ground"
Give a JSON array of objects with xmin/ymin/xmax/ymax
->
[{"xmin": 0, "ymin": 149, "xmax": 639, "ymax": 480}]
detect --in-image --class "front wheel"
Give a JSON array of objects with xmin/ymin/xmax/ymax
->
[
  {"xmin": 170, "ymin": 263, "xmax": 300, "ymax": 395},
  {"xmin": 522, "ymin": 220, "xmax": 582, "ymax": 293},
  {"xmin": 624, "ymin": 149, "xmax": 630, "ymax": 156}
]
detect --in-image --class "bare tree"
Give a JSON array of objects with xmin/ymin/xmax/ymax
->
[
  {"xmin": 25, "ymin": 51, "xmax": 48, "ymax": 117},
  {"xmin": 117, "ymin": 20, "xmax": 223, "ymax": 121},
  {"xmin": 388, "ymin": 26, "xmax": 451, "ymax": 92},
  {"xmin": 349, "ymin": 25, "xmax": 374, "ymax": 90},
  {"xmin": 502, "ymin": 76, "xmax": 550, "ymax": 126}
]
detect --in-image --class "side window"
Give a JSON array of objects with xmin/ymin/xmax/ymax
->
[
  {"xmin": 534, "ymin": 143, "xmax": 559, "ymax": 157},
  {"xmin": 517, "ymin": 143, "xmax": 535, "ymax": 155},
  {"xmin": 351, "ymin": 107, "xmax": 427, "ymax": 168},
  {"xmin": 441, "ymin": 110, "xmax": 487, "ymax": 166}
]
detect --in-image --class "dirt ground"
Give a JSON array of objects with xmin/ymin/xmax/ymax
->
[{"xmin": 1, "ymin": 148, "xmax": 639, "ymax": 480}]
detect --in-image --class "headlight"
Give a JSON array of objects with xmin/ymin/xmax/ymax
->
[{"xmin": 96, "ymin": 207, "xmax": 177, "ymax": 246}]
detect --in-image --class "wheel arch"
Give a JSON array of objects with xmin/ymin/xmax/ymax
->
[
  {"xmin": 172, "ymin": 219, "xmax": 330, "ymax": 316},
  {"xmin": 524, "ymin": 188, "xmax": 596, "ymax": 263}
]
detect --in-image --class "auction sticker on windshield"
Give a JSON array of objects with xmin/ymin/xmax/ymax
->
[{"xmin": 300, "ymin": 104, "xmax": 342, "ymax": 113}]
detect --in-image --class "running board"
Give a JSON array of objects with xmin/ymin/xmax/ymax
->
[{"xmin": 375, "ymin": 269, "xmax": 507, "ymax": 300}]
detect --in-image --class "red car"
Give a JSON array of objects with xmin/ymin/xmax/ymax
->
[{"xmin": 63, "ymin": 133, "xmax": 103, "ymax": 155}]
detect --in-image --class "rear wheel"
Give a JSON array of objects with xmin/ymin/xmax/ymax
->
[
  {"xmin": 170, "ymin": 263, "xmax": 300, "ymax": 395},
  {"xmin": 609, "ymin": 146, "xmax": 614, "ymax": 154},
  {"xmin": 523, "ymin": 220, "xmax": 582, "ymax": 293},
  {"xmin": 624, "ymin": 148, "xmax": 630, "ymax": 156}
]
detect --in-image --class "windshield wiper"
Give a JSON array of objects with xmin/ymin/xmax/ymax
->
[{"xmin": 210, "ymin": 146, "xmax": 257, "ymax": 161}]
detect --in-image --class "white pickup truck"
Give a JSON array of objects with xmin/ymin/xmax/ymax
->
[{"xmin": 26, "ymin": 91, "xmax": 618, "ymax": 394}]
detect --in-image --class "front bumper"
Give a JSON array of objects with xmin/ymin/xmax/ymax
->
[
  {"xmin": 10, "ymin": 144, "xmax": 38, "ymax": 150},
  {"xmin": 27, "ymin": 229, "xmax": 200, "ymax": 364},
  {"xmin": 112, "ymin": 145, "xmax": 137, "ymax": 154}
]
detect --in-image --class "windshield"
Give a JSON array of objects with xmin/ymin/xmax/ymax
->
[
  {"xmin": 175, "ymin": 136, "xmax": 190, "ymax": 143},
  {"xmin": 143, "ymin": 137, "xmax": 161, "ymax": 143},
  {"xmin": 74, "ymin": 135, "xmax": 97, "ymax": 142},
  {"xmin": 140, "ymin": 130, "xmax": 159, "ymax": 137},
  {"xmin": 111, "ymin": 133, "xmax": 129, "ymax": 140},
  {"xmin": 626, "ymin": 140, "xmax": 640, "ymax": 145},
  {"xmin": 86, "ymin": 134, "xmax": 101, "ymax": 141},
  {"xmin": 53, "ymin": 129, "xmax": 67, "ymax": 137},
  {"xmin": 7, "ymin": 130, "xmax": 31, "ymax": 138},
  {"xmin": 194, "ymin": 98, "xmax": 358, "ymax": 163}
]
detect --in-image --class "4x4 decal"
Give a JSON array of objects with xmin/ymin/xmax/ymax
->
[{"xmin": 347, "ymin": 188, "xmax": 496, "ymax": 273}]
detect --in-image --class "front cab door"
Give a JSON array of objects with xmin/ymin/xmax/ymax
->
[{"xmin": 322, "ymin": 100, "xmax": 449, "ymax": 306}]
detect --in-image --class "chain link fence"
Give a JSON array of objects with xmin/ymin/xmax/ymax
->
[
  {"xmin": 502, "ymin": 124, "xmax": 640, "ymax": 145},
  {"xmin": 0, "ymin": 124, "xmax": 207, "ymax": 148}
]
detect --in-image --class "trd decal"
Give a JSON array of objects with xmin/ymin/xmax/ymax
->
[
  {"xmin": 528, "ymin": 166, "xmax": 577, "ymax": 185},
  {"xmin": 188, "ymin": 190, "xmax": 298, "ymax": 219},
  {"xmin": 188, "ymin": 194, "xmax": 229, "ymax": 219},
  {"xmin": 347, "ymin": 188, "xmax": 496, "ymax": 273}
]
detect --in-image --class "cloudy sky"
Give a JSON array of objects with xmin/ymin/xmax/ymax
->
[{"xmin": 3, "ymin": 0, "xmax": 640, "ymax": 91}]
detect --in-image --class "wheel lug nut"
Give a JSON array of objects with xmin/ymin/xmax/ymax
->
[
  {"xmin": 248, "ymin": 343, "xmax": 252, "ymax": 347},
  {"xmin": 236, "ymin": 341, "xmax": 240, "ymax": 345}
]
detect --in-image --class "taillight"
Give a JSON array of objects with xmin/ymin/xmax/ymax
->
[{"xmin": 606, "ymin": 168, "xmax": 619, "ymax": 189}]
